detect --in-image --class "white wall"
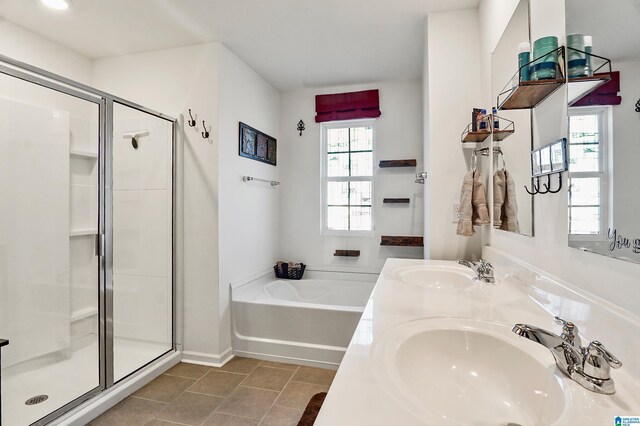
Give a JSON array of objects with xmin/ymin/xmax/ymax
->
[
  {"xmin": 478, "ymin": 0, "xmax": 640, "ymax": 316},
  {"xmin": 425, "ymin": 8, "xmax": 484, "ymax": 260},
  {"xmin": 0, "ymin": 20, "xmax": 92, "ymax": 83},
  {"xmin": 217, "ymin": 45, "xmax": 280, "ymax": 354},
  {"xmin": 92, "ymin": 43, "xmax": 222, "ymax": 360},
  {"xmin": 278, "ymin": 80, "xmax": 424, "ymax": 271}
]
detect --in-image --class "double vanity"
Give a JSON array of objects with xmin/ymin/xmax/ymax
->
[{"xmin": 315, "ymin": 255, "xmax": 640, "ymax": 425}]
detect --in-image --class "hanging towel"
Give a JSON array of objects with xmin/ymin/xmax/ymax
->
[
  {"xmin": 500, "ymin": 169, "xmax": 520, "ymax": 233},
  {"xmin": 472, "ymin": 171, "xmax": 490, "ymax": 226},
  {"xmin": 457, "ymin": 171, "xmax": 490, "ymax": 236},
  {"xmin": 456, "ymin": 170, "xmax": 475, "ymax": 236},
  {"xmin": 493, "ymin": 169, "xmax": 506, "ymax": 227}
]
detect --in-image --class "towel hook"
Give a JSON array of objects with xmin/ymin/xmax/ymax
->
[
  {"xmin": 543, "ymin": 172, "xmax": 563, "ymax": 194},
  {"xmin": 524, "ymin": 176, "xmax": 540, "ymax": 195},
  {"xmin": 201, "ymin": 120, "xmax": 210, "ymax": 139},
  {"xmin": 187, "ymin": 109, "xmax": 196, "ymax": 127}
]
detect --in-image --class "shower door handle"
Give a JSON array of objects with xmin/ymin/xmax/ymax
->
[{"xmin": 95, "ymin": 234, "xmax": 105, "ymax": 257}]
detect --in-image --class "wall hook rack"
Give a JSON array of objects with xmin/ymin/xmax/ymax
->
[
  {"xmin": 524, "ymin": 176, "xmax": 542, "ymax": 195},
  {"xmin": 525, "ymin": 173, "xmax": 563, "ymax": 195},
  {"xmin": 297, "ymin": 119, "xmax": 305, "ymax": 136},
  {"xmin": 187, "ymin": 109, "xmax": 196, "ymax": 127},
  {"xmin": 542, "ymin": 173, "xmax": 563, "ymax": 194},
  {"xmin": 201, "ymin": 120, "xmax": 210, "ymax": 139},
  {"xmin": 635, "ymin": 99, "xmax": 640, "ymax": 113}
]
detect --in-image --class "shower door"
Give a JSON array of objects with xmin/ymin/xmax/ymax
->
[
  {"xmin": 0, "ymin": 68, "xmax": 103, "ymax": 425},
  {"xmin": 110, "ymin": 102, "xmax": 174, "ymax": 383}
]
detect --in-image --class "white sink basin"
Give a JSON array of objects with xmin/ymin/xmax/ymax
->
[
  {"xmin": 395, "ymin": 265, "xmax": 475, "ymax": 290},
  {"xmin": 371, "ymin": 318, "xmax": 571, "ymax": 425}
]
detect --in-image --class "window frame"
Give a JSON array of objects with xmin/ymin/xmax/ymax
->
[
  {"xmin": 320, "ymin": 119, "xmax": 376, "ymax": 236},
  {"xmin": 567, "ymin": 106, "xmax": 612, "ymax": 239}
]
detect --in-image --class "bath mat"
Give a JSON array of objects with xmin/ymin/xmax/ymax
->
[{"xmin": 297, "ymin": 392, "xmax": 327, "ymax": 426}]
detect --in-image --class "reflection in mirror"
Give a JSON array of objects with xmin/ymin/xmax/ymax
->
[
  {"xmin": 491, "ymin": 0, "xmax": 534, "ymax": 236},
  {"xmin": 566, "ymin": 0, "xmax": 640, "ymax": 264}
]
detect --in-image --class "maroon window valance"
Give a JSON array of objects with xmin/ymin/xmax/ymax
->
[
  {"xmin": 315, "ymin": 89, "xmax": 381, "ymax": 123},
  {"xmin": 572, "ymin": 71, "xmax": 622, "ymax": 107}
]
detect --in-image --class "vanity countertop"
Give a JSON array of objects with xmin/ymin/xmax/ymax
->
[{"xmin": 315, "ymin": 258, "xmax": 640, "ymax": 426}]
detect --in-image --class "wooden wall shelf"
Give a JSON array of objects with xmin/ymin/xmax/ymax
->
[
  {"xmin": 498, "ymin": 79, "xmax": 565, "ymax": 110},
  {"xmin": 380, "ymin": 236, "xmax": 423, "ymax": 247},
  {"xmin": 383, "ymin": 198, "xmax": 410, "ymax": 204},
  {"xmin": 492, "ymin": 129, "xmax": 515, "ymax": 141},
  {"xmin": 462, "ymin": 131, "xmax": 491, "ymax": 143},
  {"xmin": 379, "ymin": 159, "xmax": 416, "ymax": 168},
  {"xmin": 334, "ymin": 250, "xmax": 360, "ymax": 257}
]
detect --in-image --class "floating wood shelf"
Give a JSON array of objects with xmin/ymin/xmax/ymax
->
[
  {"xmin": 334, "ymin": 250, "xmax": 360, "ymax": 257},
  {"xmin": 492, "ymin": 129, "xmax": 515, "ymax": 141},
  {"xmin": 383, "ymin": 198, "xmax": 410, "ymax": 204},
  {"xmin": 379, "ymin": 159, "xmax": 416, "ymax": 168},
  {"xmin": 499, "ymin": 78, "xmax": 565, "ymax": 110},
  {"xmin": 380, "ymin": 236, "xmax": 423, "ymax": 247},
  {"xmin": 462, "ymin": 131, "xmax": 491, "ymax": 143}
]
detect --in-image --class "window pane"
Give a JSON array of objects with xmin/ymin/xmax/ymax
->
[
  {"xmin": 350, "ymin": 152, "xmax": 372, "ymax": 176},
  {"xmin": 327, "ymin": 206, "xmax": 349, "ymax": 230},
  {"xmin": 327, "ymin": 128, "xmax": 349, "ymax": 152},
  {"xmin": 327, "ymin": 181, "xmax": 349, "ymax": 205},
  {"xmin": 569, "ymin": 177, "xmax": 600, "ymax": 206},
  {"xmin": 569, "ymin": 206, "xmax": 600, "ymax": 235},
  {"xmin": 350, "ymin": 207, "xmax": 372, "ymax": 231},
  {"xmin": 569, "ymin": 144, "xmax": 599, "ymax": 172},
  {"xmin": 350, "ymin": 127, "xmax": 373, "ymax": 151},
  {"xmin": 327, "ymin": 153, "xmax": 349, "ymax": 176},
  {"xmin": 569, "ymin": 114, "xmax": 599, "ymax": 145},
  {"xmin": 350, "ymin": 181, "xmax": 372, "ymax": 206}
]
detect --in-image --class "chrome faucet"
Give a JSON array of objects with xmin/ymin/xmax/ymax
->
[
  {"xmin": 512, "ymin": 316, "xmax": 622, "ymax": 394},
  {"xmin": 457, "ymin": 259, "xmax": 495, "ymax": 283}
]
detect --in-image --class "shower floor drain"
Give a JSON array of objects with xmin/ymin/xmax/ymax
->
[{"xmin": 25, "ymin": 395, "xmax": 49, "ymax": 405}]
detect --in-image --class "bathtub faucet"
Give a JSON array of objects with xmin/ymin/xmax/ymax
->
[
  {"xmin": 512, "ymin": 316, "xmax": 622, "ymax": 394},
  {"xmin": 456, "ymin": 259, "xmax": 495, "ymax": 283}
]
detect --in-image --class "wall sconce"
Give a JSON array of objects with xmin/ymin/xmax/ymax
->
[{"xmin": 297, "ymin": 119, "xmax": 305, "ymax": 136}]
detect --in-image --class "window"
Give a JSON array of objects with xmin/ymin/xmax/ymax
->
[
  {"xmin": 321, "ymin": 121, "xmax": 374, "ymax": 233},
  {"xmin": 568, "ymin": 107, "xmax": 610, "ymax": 236}
]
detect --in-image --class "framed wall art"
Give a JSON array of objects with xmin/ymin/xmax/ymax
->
[{"xmin": 239, "ymin": 122, "xmax": 277, "ymax": 166}]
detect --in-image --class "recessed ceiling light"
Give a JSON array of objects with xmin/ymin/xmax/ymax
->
[{"xmin": 40, "ymin": 0, "xmax": 69, "ymax": 10}]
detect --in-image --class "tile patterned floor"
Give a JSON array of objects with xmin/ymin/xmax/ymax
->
[{"xmin": 90, "ymin": 358, "xmax": 335, "ymax": 426}]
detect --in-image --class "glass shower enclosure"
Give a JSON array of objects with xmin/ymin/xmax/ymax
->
[{"xmin": 0, "ymin": 55, "xmax": 176, "ymax": 425}]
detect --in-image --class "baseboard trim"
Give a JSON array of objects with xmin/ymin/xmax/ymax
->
[
  {"xmin": 181, "ymin": 347, "xmax": 234, "ymax": 367},
  {"xmin": 233, "ymin": 349, "xmax": 339, "ymax": 371}
]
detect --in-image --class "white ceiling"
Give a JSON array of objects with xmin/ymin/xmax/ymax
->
[
  {"xmin": 566, "ymin": 0, "xmax": 640, "ymax": 63},
  {"xmin": 0, "ymin": 0, "xmax": 479, "ymax": 91}
]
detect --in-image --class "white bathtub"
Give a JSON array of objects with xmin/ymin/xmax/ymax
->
[{"xmin": 231, "ymin": 269, "xmax": 377, "ymax": 368}]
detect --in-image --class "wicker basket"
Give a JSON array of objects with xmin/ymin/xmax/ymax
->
[{"xmin": 274, "ymin": 263, "xmax": 306, "ymax": 280}]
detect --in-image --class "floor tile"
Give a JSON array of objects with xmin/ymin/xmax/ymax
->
[
  {"xmin": 215, "ymin": 386, "xmax": 279, "ymax": 419},
  {"xmin": 291, "ymin": 366, "xmax": 336, "ymax": 386},
  {"xmin": 241, "ymin": 366, "xmax": 295, "ymax": 392},
  {"xmin": 219, "ymin": 357, "xmax": 261, "ymax": 374},
  {"xmin": 89, "ymin": 397, "xmax": 166, "ymax": 425},
  {"xmin": 165, "ymin": 362, "xmax": 211, "ymax": 379},
  {"xmin": 204, "ymin": 412, "xmax": 260, "ymax": 426},
  {"xmin": 275, "ymin": 381, "xmax": 329, "ymax": 410},
  {"xmin": 260, "ymin": 405, "xmax": 303, "ymax": 426},
  {"xmin": 187, "ymin": 370, "xmax": 247, "ymax": 397},
  {"xmin": 134, "ymin": 375, "xmax": 196, "ymax": 403},
  {"xmin": 258, "ymin": 360, "xmax": 299, "ymax": 371},
  {"xmin": 145, "ymin": 420, "xmax": 181, "ymax": 426},
  {"xmin": 155, "ymin": 391, "xmax": 223, "ymax": 425}
]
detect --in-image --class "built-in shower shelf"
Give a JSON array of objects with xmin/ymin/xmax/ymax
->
[
  {"xmin": 70, "ymin": 228, "xmax": 97, "ymax": 237},
  {"xmin": 70, "ymin": 149, "xmax": 98, "ymax": 159}
]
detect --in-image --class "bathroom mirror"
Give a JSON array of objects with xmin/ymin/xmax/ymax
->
[
  {"xmin": 490, "ymin": 0, "xmax": 534, "ymax": 236},
  {"xmin": 566, "ymin": 0, "xmax": 640, "ymax": 264}
]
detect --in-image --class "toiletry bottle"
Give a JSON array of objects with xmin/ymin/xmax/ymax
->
[
  {"xmin": 479, "ymin": 109, "xmax": 487, "ymax": 131},
  {"xmin": 584, "ymin": 36, "xmax": 593, "ymax": 77},
  {"xmin": 472, "ymin": 108, "xmax": 481, "ymax": 132},
  {"xmin": 518, "ymin": 42, "xmax": 531, "ymax": 82},
  {"xmin": 492, "ymin": 107, "xmax": 499, "ymax": 130}
]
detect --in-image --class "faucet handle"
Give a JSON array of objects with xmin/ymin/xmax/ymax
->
[
  {"xmin": 554, "ymin": 316, "xmax": 580, "ymax": 346},
  {"xmin": 583, "ymin": 341, "xmax": 622, "ymax": 380}
]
